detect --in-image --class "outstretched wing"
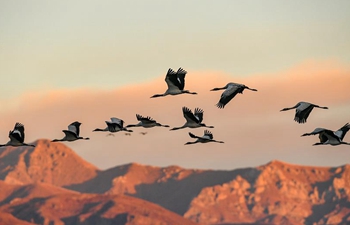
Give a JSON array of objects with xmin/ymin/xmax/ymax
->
[
  {"xmin": 68, "ymin": 122, "xmax": 80, "ymax": 136},
  {"xmin": 318, "ymin": 132, "xmax": 329, "ymax": 143},
  {"xmin": 194, "ymin": 108, "xmax": 204, "ymax": 123},
  {"xmin": 203, "ymin": 130, "xmax": 213, "ymax": 140},
  {"xmin": 304, "ymin": 128, "xmax": 327, "ymax": 136},
  {"xmin": 182, "ymin": 107, "xmax": 200, "ymax": 124},
  {"xmin": 105, "ymin": 122, "xmax": 119, "ymax": 132},
  {"xmin": 176, "ymin": 68, "xmax": 187, "ymax": 90},
  {"xmin": 323, "ymin": 129, "xmax": 341, "ymax": 142},
  {"xmin": 9, "ymin": 122, "xmax": 25, "ymax": 143},
  {"xmin": 63, "ymin": 130, "xmax": 78, "ymax": 139},
  {"xmin": 164, "ymin": 68, "xmax": 181, "ymax": 90},
  {"xmin": 334, "ymin": 123, "xmax": 350, "ymax": 141},
  {"xmin": 188, "ymin": 132, "xmax": 200, "ymax": 139},
  {"xmin": 294, "ymin": 103, "xmax": 313, "ymax": 124},
  {"xmin": 136, "ymin": 114, "xmax": 156, "ymax": 124},
  {"xmin": 216, "ymin": 84, "xmax": 242, "ymax": 109},
  {"xmin": 110, "ymin": 118, "xmax": 124, "ymax": 128}
]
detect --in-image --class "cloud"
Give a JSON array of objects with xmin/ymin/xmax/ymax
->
[{"xmin": 0, "ymin": 60, "xmax": 349, "ymax": 170}]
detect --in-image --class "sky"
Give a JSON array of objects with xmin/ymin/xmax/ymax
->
[{"xmin": 0, "ymin": 1, "xmax": 350, "ymax": 170}]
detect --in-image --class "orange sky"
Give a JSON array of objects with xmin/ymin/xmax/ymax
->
[{"xmin": 0, "ymin": 60, "xmax": 349, "ymax": 170}]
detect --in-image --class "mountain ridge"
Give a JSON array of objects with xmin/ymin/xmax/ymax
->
[{"xmin": 0, "ymin": 140, "xmax": 349, "ymax": 225}]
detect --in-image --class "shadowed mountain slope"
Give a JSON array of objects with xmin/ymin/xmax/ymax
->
[
  {"xmin": 0, "ymin": 212, "xmax": 36, "ymax": 225},
  {"xmin": 66, "ymin": 162, "xmax": 260, "ymax": 215},
  {"xmin": 0, "ymin": 192, "xmax": 198, "ymax": 225},
  {"xmin": 0, "ymin": 181, "xmax": 77, "ymax": 207}
]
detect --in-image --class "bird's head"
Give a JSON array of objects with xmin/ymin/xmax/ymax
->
[
  {"xmin": 280, "ymin": 108, "xmax": 290, "ymax": 111},
  {"xmin": 183, "ymin": 90, "xmax": 197, "ymax": 95},
  {"xmin": 210, "ymin": 87, "xmax": 224, "ymax": 91},
  {"xmin": 150, "ymin": 94, "xmax": 164, "ymax": 98},
  {"xmin": 201, "ymin": 123, "xmax": 214, "ymax": 128},
  {"xmin": 313, "ymin": 142, "xmax": 323, "ymax": 146}
]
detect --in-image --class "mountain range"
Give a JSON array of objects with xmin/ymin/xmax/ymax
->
[{"xmin": 0, "ymin": 139, "xmax": 349, "ymax": 225}]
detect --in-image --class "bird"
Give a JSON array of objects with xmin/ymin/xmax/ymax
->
[
  {"xmin": 170, "ymin": 107, "xmax": 214, "ymax": 131},
  {"xmin": 210, "ymin": 82, "xmax": 257, "ymax": 109},
  {"xmin": 52, "ymin": 121, "xmax": 89, "ymax": 142},
  {"xmin": 301, "ymin": 123, "xmax": 350, "ymax": 146},
  {"xmin": 0, "ymin": 123, "xmax": 35, "ymax": 147},
  {"xmin": 126, "ymin": 114, "xmax": 169, "ymax": 128},
  {"xmin": 93, "ymin": 118, "xmax": 133, "ymax": 134},
  {"xmin": 280, "ymin": 101, "xmax": 328, "ymax": 123},
  {"xmin": 150, "ymin": 68, "xmax": 197, "ymax": 98},
  {"xmin": 185, "ymin": 130, "xmax": 224, "ymax": 145}
]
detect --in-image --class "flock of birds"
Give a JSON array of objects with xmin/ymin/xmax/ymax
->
[{"xmin": 0, "ymin": 68, "xmax": 349, "ymax": 148}]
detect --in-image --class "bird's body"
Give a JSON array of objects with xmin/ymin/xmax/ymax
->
[
  {"xmin": 170, "ymin": 107, "xmax": 214, "ymax": 130},
  {"xmin": 280, "ymin": 101, "xmax": 328, "ymax": 123},
  {"xmin": 151, "ymin": 68, "xmax": 197, "ymax": 98},
  {"xmin": 52, "ymin": 121, "xmax": 89, "ymax": 142},
  {"xmin": 302, "ymin": 123, "xmax": 350, "ymax": 146},
  {"xmin": 93, "ymin": 118, "xmax": 133, "ymax": 133},
  {"xmin": 210, "ymin": 82, "xmax": 257, "ymax": 109},
  {"xmin": 126, "ymin": 114, "xmax": 169, "ymax": 128},
  {"xmin": 185, "ymin": 130, "xmax": 224, "ymax": 145},
  {"xmin": 0, "ymin": 123, "xmax": 35, "ymax": 147}
]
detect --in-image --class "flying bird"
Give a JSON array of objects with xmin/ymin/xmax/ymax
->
[
  {"xmin": 280, "ymin": 101, "xmax": 328, "ymax": 123},
  {"xmin": 126, "ymin": 114, "xmax": 169, "ymax": 128},
  {"xmin": 185, "ymin": 130, "xmax": 224, "ymax": 145},
  {"xmin": 93, "ymin": 118, "xmax": 133, "ymax": 134},
  {"xmin": 210, "ymin": 82, "xmax": 257, "ymax": 109},
  {"xmin": 150, "ymin": 68, "xmax": 197, "ymax": 98},
  {"xmin": 170, "ymin": 107, "xmax": 214, "ymax": 131},
  {"xmin": 302, "ymin": 123, "xmax": 350, "ymax": 146},
  {"xmin": 52, "ymin": 121, "xmax": 89, "ymax": 142},
  {"xmin": 0, "ymin": 123, "xmax": 35, "ymax": 147}
]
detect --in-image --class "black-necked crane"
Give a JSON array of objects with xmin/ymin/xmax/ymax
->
[
  {"xmin": 93, "ymin": 117, "xmax": 133, "ymax": 134},
  {"xmin": 0, "ymin": 123, "xmax": 35, "ymax": 147},
  {"xmin": 170, "ymin": 107, "xmax": 214, "ymax": 131},
  {"xmin": 185, "ymin": 130, "xmax": 224, "ymax": 145},
  {"xmin": 126, "ymin": 114, "xmax": 169, "ymax": 128},
  {"xmin": 302, "ymin": 123, "xmax": 350, "ymax": 146},
  {"xmin": 52, "ymin": 121, "xmax": 89, "ymax": 142},
  {"xmin": 150, "ymin": 68, "xmax": 197, "ymax": 98},
  {"xmin": 280, "ymin": 101, "xmax": 328, "ymax": 123},
  {"xmin": 210, "ymin": 82, "xmax": 257, "ymax": 109}
]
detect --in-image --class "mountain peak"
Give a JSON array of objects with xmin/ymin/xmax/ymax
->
[{"xmin": 0, "ymin": 139, "xmax": 99, "ymax": 186}]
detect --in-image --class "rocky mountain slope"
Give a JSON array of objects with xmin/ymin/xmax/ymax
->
[
  {"xmin": 0, "ymin": 139, "xmax": 99, "ymax": 186},
  {"xmin": 0, "ymin": 181, "xmax": 198, "ymax": 225},
  {"xmin": 0, "ymin": 140, "xmax": 349, "ymax": 225}
]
